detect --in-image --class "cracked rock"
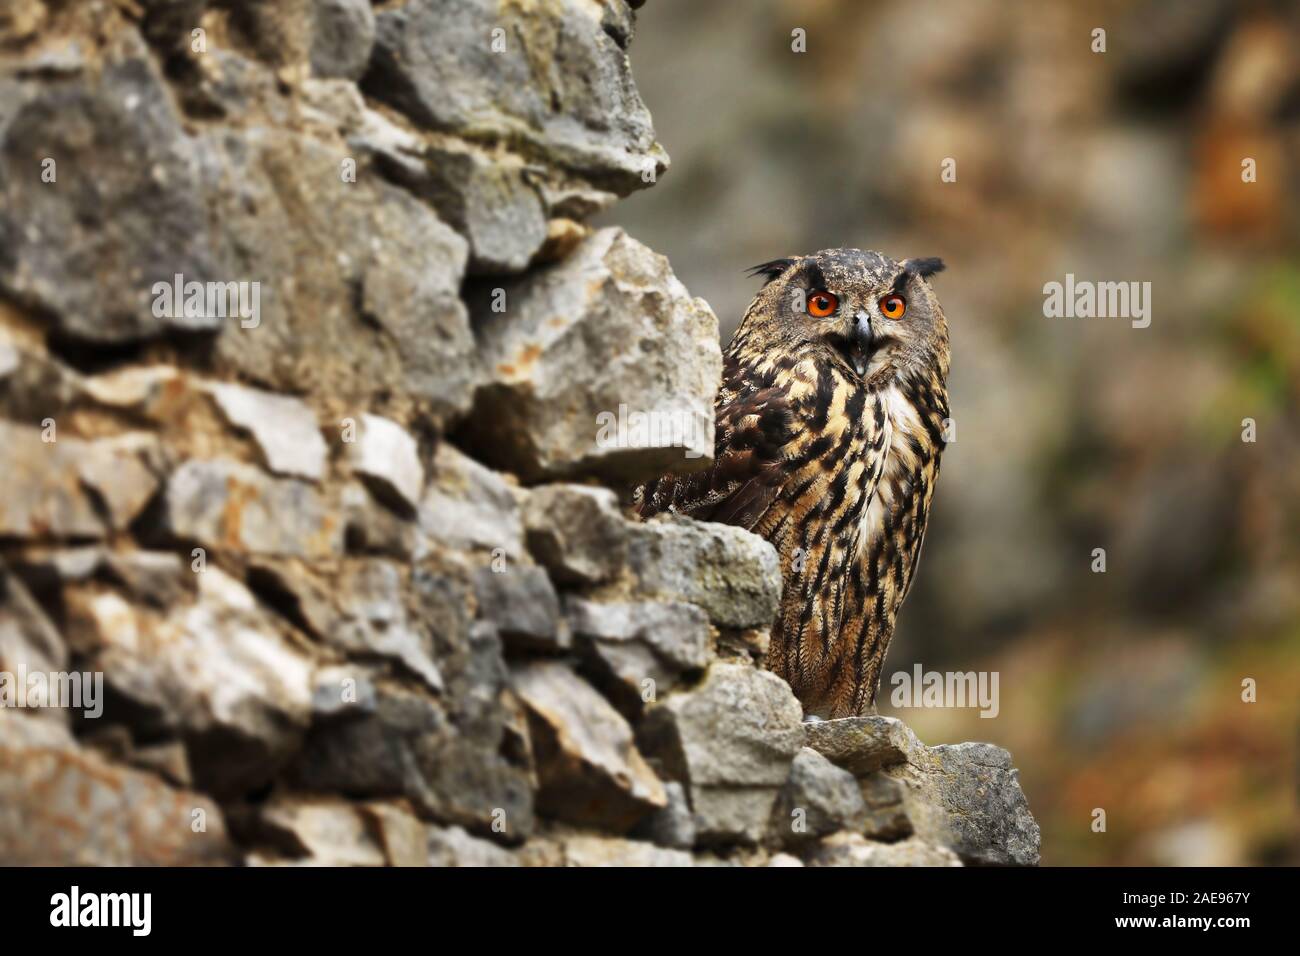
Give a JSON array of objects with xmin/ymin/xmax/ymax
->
[
  {"xmin": 366, "ymin": 0, "xmax": 668, "ymax": 193},
  {"xmin": 523, "ymin": 484, "xmax": 628, "ymax": 585},
  {"xmin": 640, "ymin": 661, "xmax": 804, "ymax": 844},
  {"xmin": 770, "ymin": 748, "xmax": 869, "ymax": 848},
  {"xmin": 0, "ymin": 710, "xmax": 232, "ymax": 865},
  {"xmin": 205, "ymin": 382, "xmax": 327, "ymax": 481},
  {"xmin": 511, "ymin": 661, "xmax": 667, "ymax": 832},
  {"xmin": 627, "ymin": 516, "xmax": 782, "ymax": 630},
  {"xmin": 160, "ymin": 458, "xmax": 343, "ymax": 559},
  {"xmin": 461, "ymin": 228, "xmax": 719, "ymax": 483},
  {"xmin": 345, "ymin": 413, "xmax": 424, "ymax": 515}
]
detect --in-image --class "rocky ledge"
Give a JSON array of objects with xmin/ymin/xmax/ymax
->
[{"xmin": 0, "ymin": 0, "xmax": 1038, "ymax": 866}]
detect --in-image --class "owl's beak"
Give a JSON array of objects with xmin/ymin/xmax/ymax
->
[{"xmin": 850, "ymin": 311, "xmax": 873, "ymax": 376}]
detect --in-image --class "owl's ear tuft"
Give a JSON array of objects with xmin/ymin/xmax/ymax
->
[
  {"xmin": 903, "ymin": 257, "xmax": 945, "ymax": 278},
  {"xmin": 746, "ymin": 258, "xmax": 796, "ymax": 285}
]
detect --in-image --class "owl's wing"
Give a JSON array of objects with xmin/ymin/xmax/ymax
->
[{"xmin": 634, "ymin": 374, "xmax": 796, "ymax": 531}]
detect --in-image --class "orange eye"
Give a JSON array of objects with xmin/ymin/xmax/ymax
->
[
  {"xmin": 807, "ymin": 290, "xmax": 838, "ymax": 317},
  {"xmin": 879, "ymin": 294, "xmax": 906, "ymax": 319}
]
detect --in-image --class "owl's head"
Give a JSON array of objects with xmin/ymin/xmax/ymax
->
[{"xmin": 741, "ymin": 248, "xmax": 949, "ymax": 384}]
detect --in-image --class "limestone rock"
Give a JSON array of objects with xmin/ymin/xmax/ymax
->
[
  {"xmin": 0, "ymin": 422, "xmax": 159, "ymax": 540},
  {"xmin": 566, "ymin": 597, "xmax": 711, "ymax": 714},
  {"xmin": 322, "ymin": 560, "xmax": 445, "ymax": 692},
  {"xmin": 887, "ymin": 742, "xmax": 1042, "ymax": 866},
  {"xmin": 523, "ymin": 484, "xmax": 628, "ymax": 585},
  {"xmin": 511, "ymin": 661, "xmax": 667, "ymax": 831},
  {"xmin": 0, "ymin": 710, "xmax": 232, "ymax": 865},
  {"xmin": 345, "ymin": 413, "xmax": 424, "ymax": 515},
  {"xmin": 474, "ymin": 565, "xmax": 568, "ymax": 653},
  {"xmin": 639, "ymin": 662, "xmax": 804, "ymax": 844},
  {"xmin": 631, "ymin": 781, "xmax": 696, "ymax": 850},
  {"xmin": 560, "ymin": 835, "xmax": 693, "ymax": 867},
  {"xmin": 258, "ymin": 797, "xmax": 386, "ymax": 866},
  {"xmin": 160, "ymin": 458, "xmax": 343, "ymax": 559},
  {"xmin": 410, "ymin": 137, "xmax": 549, "ymax": 274},
  {"xmin": 770, "ymin": 748, "xmax": 870, "ymax": 848},
  {"xmin": 803, "ymin": 715, "xmax": 923, "ymax": 775},
  {"xmin": 291, "ymin": 681, "xmax": 535, "ymax": 842},
  {"xmin": 205, "ymin": 382, "xmax": 327, "ymax": 481},
  {"xmin": 627, "ymin": 516, "xmax": 782, "ymax": 630},
  {"xmin": 0, "ymin": 29, "xmax": 222, "ymax": 342},
  {"xmin": 366, "ymin": 0, "xmax": 668, "ymax": 193},
  {"xmin": 422, "ymin": 443, "xmax": 525, "ymax": 559},
  {"xmin": 90, "ymin": 566, "xmax": 316, "ymax": 795},
  {"xmin": 807, "ymin": 833, "xmax": 963, "ymax": 868},
  {"xmin": 426, "ymin": 824, "xmax": 520, "ymax": 867},
  {"xmin": 804, "ymin": 716, "xmax": 1039, "ymax": 865},
  {"xmin": 461, "ymin": 229, "xmax": 719, "ymax": 483},
  {"xmin": 310, "ymin": 0, "xmax": 376, "ymax": 81}
]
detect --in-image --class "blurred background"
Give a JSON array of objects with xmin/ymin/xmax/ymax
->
[{"xmin": 603, "ymin": 0, "xmax": 1300, "ymax": 865}]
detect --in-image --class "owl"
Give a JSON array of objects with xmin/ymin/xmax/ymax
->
[{"xmin": 636, "ymin": 249, "xmax": 950, "ymax": 719}]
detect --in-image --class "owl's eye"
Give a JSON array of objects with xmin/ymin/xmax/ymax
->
[
  {"xmin": 878, "ymin": 294, "xmax": 907, "ymax": 319},
  {"xmin": 807, "ymin": 290, "xmax": 839, "ymax": 317}
]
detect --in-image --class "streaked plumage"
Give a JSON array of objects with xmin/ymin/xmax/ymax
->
[{"xmin": 636, "ymin": 249, "xmax": 950, "ymax": 718}]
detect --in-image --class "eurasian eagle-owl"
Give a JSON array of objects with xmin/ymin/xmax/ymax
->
[{"xmin": 636, "ymin": 249, "xmax": 950, "ymax": 719}]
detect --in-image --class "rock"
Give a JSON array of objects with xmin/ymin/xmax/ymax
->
[
  {"xmin": 631, "ymin": 781, "xmax": 696, "ymax": 850},
  {"xmin": 858, "ymin": 772, "xmax": 912, "ymax": 841},
  {"xmin": 0, "ymin": 710, "xmax": 232, "ymax": 865},
  {"xmin": 91, "ymin": 566, "xmax": 316, "ymax": 796},
  {"xmin": 310, "ymin": 0, "xmax": 376, "ymax": 81},
  {"xmin": 0, "ymin": 422, "xmax": 158, "ymax": 540},
  {"xmin": 473, "ymin": 565, "xmax": 567, "ymax": 653},
  {"xmin": 75, "ymin": 434, "xmax": 163, "ymax": 531},
  {"xmin": 768, "ymin": 853, "xmax": 805, "ymax": 867},
  {"xmin": 806, "ymin": 834, "xmax": 963, "ymax": 868},
  {"xmin": 523, "ymin": 484, "xmax": 628, "ymax": 585},
  {"xmin": 258, "ymin": 797, "xmax": 386, "ymax": 866},
  {"xmin": 639, "ymin": 662, "xmax": 804, "ymax": 844},
  {"xmin": 291, "ymin": 681, "xmax": 535, "ymax": 842},
  {"xmin": 560, "ymin": 835, "xmax": 693, "ymax": 868},
  {"xmin": 887, "ymin": 742, "xmax": 1041, "ymax": 866},
  {"xmin": 412, "ymin": 137, "xmax": 549, "ymax": 274},
  {"xmin": 770, "ymin": 748, "xmax": 869, "ymax": 848},
  {"xmin": 0, "ymin": 29, "xmax": 222, "ymax": 342},
  {"xmin": 804, "ymin": 716, "xmax": 1038, "ymax": 864},
  {"xmin": 566, "ymin": 597, "xmax": 711, "ymax": 713},
  {"xmin": 204, "ymin": 382, "xmax": 327, "ymax": 481},
  {"xmin": 159, "ymin": 458, "xmax": 343, "ymax": 559},
  {"xmin": 0, "ymin": 563, "xmax": 68, "ymax": 679},
  {"xmin": 422, "ymin": 443, "xmax": 525, "ymax": 559},
  {"xmin": 365, "ymin": 0, "xmax": 667, "ymax": 193},
  {"xmin": 196, "ymin": 125, "xmax": 477, "ymax": 428},
  {"xmin": 341, "ymin": 481, "xmax": 421, "ymax": 559},
  {"xmin": 360, "ymin": 802, "xmax": 429, "ymax": 867},
  {"xmin": 627, "ymin": 516, "xmax": 782, "ymax": 630},
  {"xmin": 344, "ymin": 413, "xmax": 424, "ymax": 515},
  {"xmin": 566, "ymin": 598, "xmax": 712, "ymax": 671},
  {"xmin": 426, "ymin": 824, "xmax": 520, "ymax": 867},
  {"xmin": 310, "ymin": 664, "xmax": 379, "ymax": 719},
  {"xmin": 324, "ymin": 560, "xmax": 444, "ymax": 692},
  {"xmin": 803, "ymin": 715, "xmax": 922, "ymax": 775},
  {"xmin": 460, "ymin": 229, "xmax": 719, "ymax": 483},
  {"xmin": 511, "ymin": 661, "xmax": 667, "ymax": 831}
]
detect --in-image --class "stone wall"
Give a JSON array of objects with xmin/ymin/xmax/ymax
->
[{"xmin": 0, "ymin": 0, "xmax": 1038, "ymax": 866}]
